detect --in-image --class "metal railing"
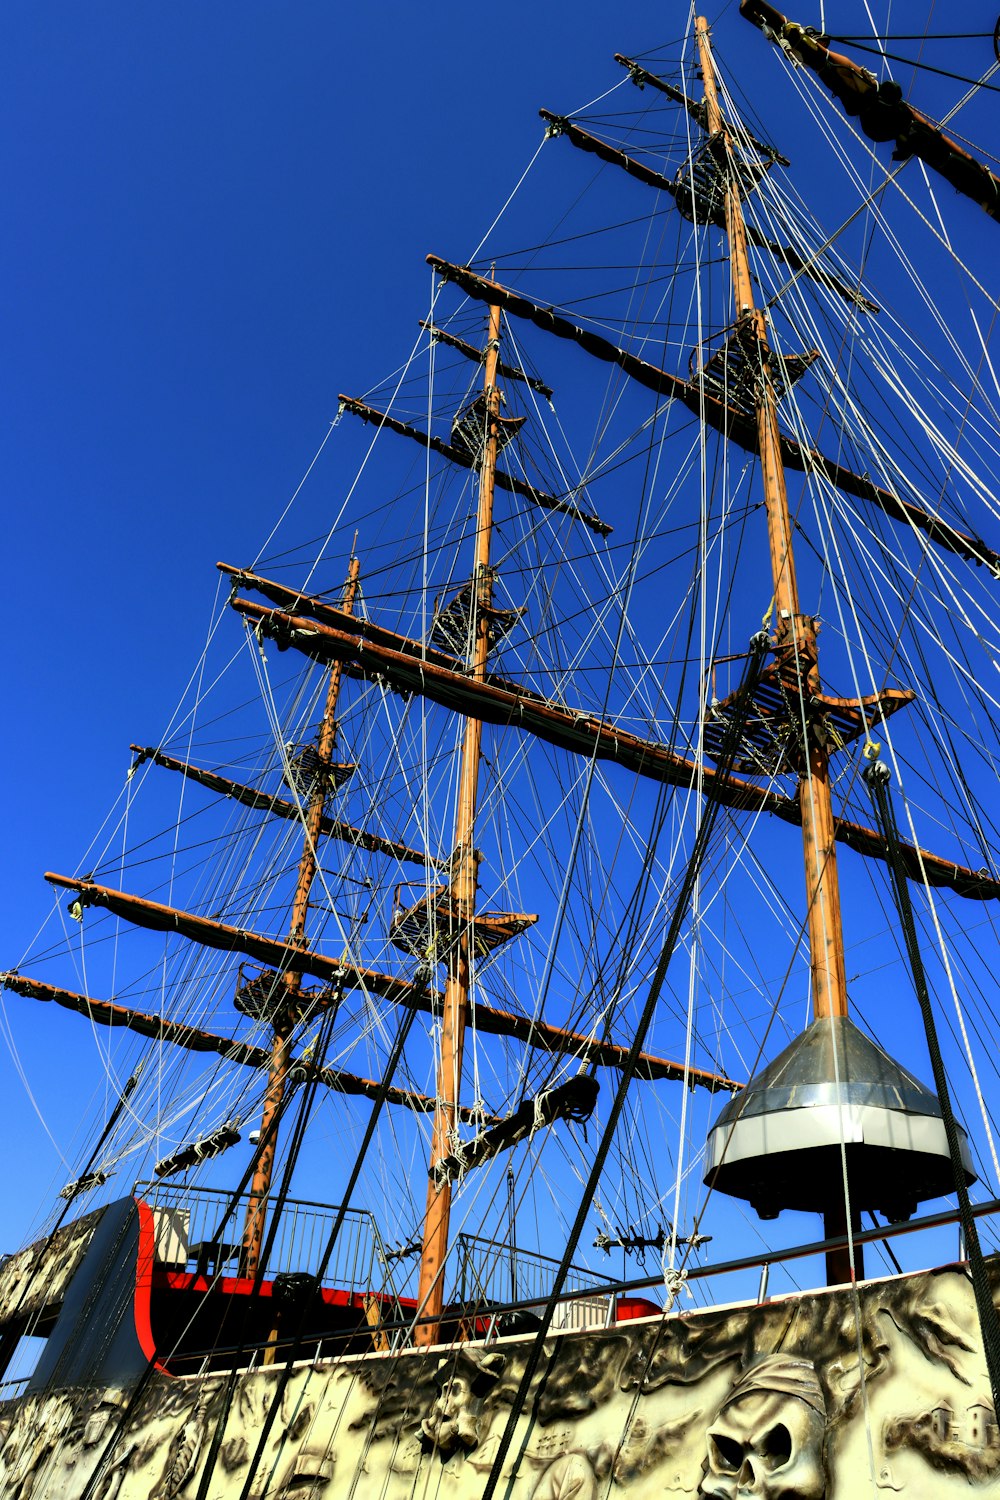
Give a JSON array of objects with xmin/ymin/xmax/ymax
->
[
  {"xmin": 452, "ymin": 1232, "xmax": 606, "ymax": 1326},
  {"xmin": 136, "ymin": 1181, "xmax": 392, "ymax": 1295}
]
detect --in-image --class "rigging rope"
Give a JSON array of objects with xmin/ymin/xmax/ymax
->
[
  {"xmin": 480, "ymin": 630, "xmax": 769, "ymax": 1500},
  {"xmin": 863, "ymin": 746, "xmax": 1000, "ymax": 1412},
  {"xmin": 226, "ymin": 998, "xmax": 424, "ymax": 1500},
  {"xmin": 0, "ymin": 1059, "xmax": 145, "ymax": 1379}
]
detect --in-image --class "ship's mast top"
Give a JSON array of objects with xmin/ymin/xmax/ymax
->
[
  {"xmin": 695, "ymin": 15, "xmax": 855, "ymax": 1281},
  {"xmin": 414, "ymin": 299, "xmax": 505, "ymax": 1346},
  {"xmin": 695, "ymin": 14, "xmax": 847, "ymax": 1025}
]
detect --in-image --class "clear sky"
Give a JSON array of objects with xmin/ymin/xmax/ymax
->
[{"xmin": 3, "ymin": 0, "xmax": 999, "ymax": 1268}]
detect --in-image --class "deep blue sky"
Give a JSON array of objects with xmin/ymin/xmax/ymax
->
[
  {"xmin": 4, "ymin": 1, "xmax": 706, "ymax": 887},
  {"xmin": 3, "ymin": 0, "xmax": 731, "ymax": 1246},
  {"xmin": 3, "ymin": 2, "xmax": 999, "ymax": 1257}
]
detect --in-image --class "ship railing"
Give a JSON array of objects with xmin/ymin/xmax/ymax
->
[
  {"xmin": 132, "ymin": 1193, "xmax": 1000, "ymax": 1370},
  {"xmin": 452, "ymin": 1231, "xmax": 609, "ymax": 1330},
  {"xmin": 135, "ymin": 1180, "xmax": 393, "ymax": 1295}
]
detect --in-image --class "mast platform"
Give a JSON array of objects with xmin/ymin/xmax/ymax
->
[
  {"xmin": 450, "ymin": 394, "xmax": 525, "ymax": 463},
  {"xmin": 430, "ymin": 574, "xmax": 524, "ymax": 660},
  {"xmin": 704, "ymin": 652, "xmax": 915, "ymax": 775},
  {"xmin": 693, "ymin": 326, "xmax": 819, "ymax": 412},
  {"xmin": 282, "ymin": 743, "xmax": 355, "ymax": 798},
  {"xmin": 674, "ymin": 132, "xmax": 769, "ymax": 224},
  {"xmin": 389, "ymin": 885, "xmax": 537, "ymax": 966}
]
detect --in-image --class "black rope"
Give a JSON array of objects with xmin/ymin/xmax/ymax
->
[
  {"xmin": 864, "ymin": 1210, "xmax": 903, "ymax": 1275},
  {"xmin": 248, "ymin": 984, "xmax": 346, "ymax": 1287},
  {"xmin": 76, "ymin": 1065, "xmax": 308, "ymax": 1500},
  {"xmin": 863, "ymin": 754, "xmax": 1000, "ymax": 1412},
  {"xmin": 231, "ymin": 997, "xmax": 422, "ymax": 1500},
  {"xmin": 0, "ymin": 1057, "xmax": 144, "ymax": 1368},
  {"xmin": 0, "ymin": 1068, "xmax": 153, "ymax": 1496},
  {"xmin": 831, "ymin": 31, "xmax": 995, "ymax": 41},
  {"xmin": 827, "ymin": 38, "xmax": 1000, "ymax": 93},
  {"xmin": 79, "ymin": 1351, "xmax": 165, "ymax": 1500},
  {"xmin": 480, "ymin": 632, "xmax": 770, "ymax": 1500},
  {"xmin": 184, "ymin": 981, "xmax": 400, "ymax": 1500},
  {"xmin": 187, "ymin": 1073, "xmax": 315, "ymax": 1500}
]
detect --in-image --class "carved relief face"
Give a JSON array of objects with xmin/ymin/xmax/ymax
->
[
  {"xmin": 421, "ymin": 1373, "xmax": 481, "ymax": 1454},
  {"xmin": 701, "ymin": 1390, "xmax": 826, "ymax": 1500},
  {"xmin": 419, "ymin": 1353, "xmax": 504, "ymax": 1457}
]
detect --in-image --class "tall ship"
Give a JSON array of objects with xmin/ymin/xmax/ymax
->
[{"xmin": 3, "ymin": 6, "xmax": 1000, "ymax": 1495}]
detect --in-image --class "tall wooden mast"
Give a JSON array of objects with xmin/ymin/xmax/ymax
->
[
  {"xmin": 414, "ymin": 302, "xmax": 502, "ymax": 1345},
  {"xmin": 241, "ymin": 554, "xmax": 361, "ymax": 1280},
  {"xmin": 694, "ymin": 18, "xmax": 855, "ymax": 1280}
]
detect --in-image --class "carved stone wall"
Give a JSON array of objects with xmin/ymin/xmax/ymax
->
[
  {"xmin": 1, "ymin": 1261, "xmax": 998, "ymax": 1497},
  {"xmin": 0, "ymin": 1208, "xmax": 105, "ymax": 1330}
]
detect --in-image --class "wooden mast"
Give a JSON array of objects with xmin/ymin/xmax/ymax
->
[
  {"xmin": 241, "ymin": 554, "xmax": 361, "ymax": 1283},
  {"xmin": 694, "ymin": 17, "xmax": 858, "ymax": 1283},
  {"xmin": 414, "ymin": 301, "xmax": 502, "ymax": 1345}
]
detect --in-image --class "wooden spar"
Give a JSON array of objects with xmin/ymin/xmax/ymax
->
[
  {"xmin": 539, "ymin": 111, "xmax": 876, "ymax": 312},
  {"xmin": 415, "ymin": 301, "xmax": 501, "ymax": 1347},
  {"xmin": 337, "ymin": 395, "xmax": 612, "ymax": 538},
  {"xmin": 227, "ymin": 595, "xmax": 1000, "ymax": 906},
  {"xmin": 0, "ymin": 972, "xmax": 487, "ymax": 1119},
  {"xmin": 700, "ymin": 14, "xmax": 848, "ymax": 1009},
  {"xmin": 539, "ymin": 110, "xmax": 679, "ymax": 192},
  {"xmin": 130, "ymin": 745, "xmax": 442, "ymax": 869},
  {"xmin": 697, "ymin": 16, "xmax": 845, "ymax": 1009},
  {"xmin": 242, "ymin": 557, "xmax": 359, "ymax": 1286},
  {"xmin": 5, "ymin": 961, "xmax": 734, "ymax": 1103},
  {"xmin": 39, "ymin": 876, "xmax": 737, "ymax": 1092},
  {"xmin": 696, "ymin": 15, "xmax": 853, "ymax": 1281},
  {"xmin": 426, "ymin": 258, "xmax": 998, "ymax": 571},
  {"xmin": 225, "ymin": 561, "xmax": 602, "ymax": 706},
  {"xmin": 740, "ymin": 0, "xmax": 1000, "ymax": 224},
  {"xmin": 44, "ymin": 874, "xmax": 425, "ymax": 1001},
  {"xmin": 398, "ymin": 992, "xmax": 740, "ymax": 1092},
  {"xmin": 218, "ymin": 562, "xmax": 467, "ymax": 672},
  {"xmin": 226, "ymin": 571, "xmax": 910, "ymax": 752},
  {"xmin": 613, "ymin": 53, "xmax": 791, "ymax": 165},
  {"xmin": 418, "ymin": 320, "xmax": 554, "ymax": 400}
]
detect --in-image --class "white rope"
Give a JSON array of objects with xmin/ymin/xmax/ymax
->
[{"xmin": 251, "ymin": 421, "xmax": 338, "ymax": 570}]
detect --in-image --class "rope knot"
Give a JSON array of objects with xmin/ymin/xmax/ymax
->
[
  {"xmin": 662, "ymin": 1266, "xmax": 690, "ymax": 1313},
  {"xmin": 532, "ymin": 1088, "xmax": 552, "ymax": 1135}
]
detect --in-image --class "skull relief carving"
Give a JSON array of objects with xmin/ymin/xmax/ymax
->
[
  {"xmin": 700, "ymin": 1356, "xmax": 827, "ymax": 1500},
  {"xmin": 420, "ymin": 1350, "xmax": 505, "ymax": 1457}
]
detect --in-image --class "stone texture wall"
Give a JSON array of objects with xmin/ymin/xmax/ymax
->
[{"xmin": 0, "ymin": 1208, "xmax": 105, "ymax": 1330}]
